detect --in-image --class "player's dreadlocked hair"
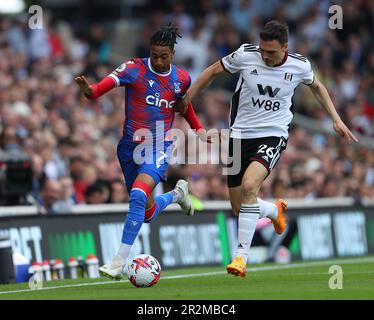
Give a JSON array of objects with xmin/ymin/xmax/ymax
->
[{"xmin": 150, "ymin": 23, "xmax": 181, "ymax": 50}]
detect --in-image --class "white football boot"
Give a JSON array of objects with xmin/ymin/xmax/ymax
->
[
  {"xmin": 175, "ymin": 179, "xmax": 194, "ymax": 216},
  {"xmin": 98, "ymin": 256, "xmax": 125, "ymax": 280}
]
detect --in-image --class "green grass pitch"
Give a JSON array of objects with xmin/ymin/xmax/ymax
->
[{"xmin": 0, "ymin": 256, "xmax": 373, "ymax": 300}]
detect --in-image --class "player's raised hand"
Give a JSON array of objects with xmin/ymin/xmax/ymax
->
[
  {"xmin": 333, "ymin": 118, "xmax": 358, "ymax": 144},
  {"xmin": 74, "ymin": 75, "xmax": 93, "ymax": 97},
  {"xmin": 173, "ymin": 98, "xmax": 188, "ymax": 115}
]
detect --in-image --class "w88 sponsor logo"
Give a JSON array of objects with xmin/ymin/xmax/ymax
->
[
  {"xmin": 146, "ymin": 93, "xmax": 175, "ymax": 109},
  {"xmin": 251, "ymin": 97, "xmax": 280, "ymax": 111}
]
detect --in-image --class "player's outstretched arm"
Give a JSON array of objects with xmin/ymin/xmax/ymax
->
[
  {"xmin": 308, "ymin": 77, "xmax": 358, "ymax": 144},
  {"xmin": 185, "ymin": 60, "xmax": 226, "ymax": 102},
  {"xmin": 75, "ymin": 75, "xmax": 116, "ymax": 100}
]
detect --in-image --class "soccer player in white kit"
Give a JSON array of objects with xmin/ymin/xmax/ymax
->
[{"xmin": 184, "ymin": 20, "xmax": 357, "ymax": 277}]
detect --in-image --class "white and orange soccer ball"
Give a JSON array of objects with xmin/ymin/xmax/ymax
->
[{"xmin": 126, "ymin": 254, "xmax": 161, "ymax": 288}]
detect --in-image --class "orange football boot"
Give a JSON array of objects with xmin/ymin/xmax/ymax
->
[
  {"xmin": 270, "ymin": 199, "xmax": 288, "ymax": 235},
  {"xmin": 226, "ymin": 256, "xmax": 247, "ymax": 277}
]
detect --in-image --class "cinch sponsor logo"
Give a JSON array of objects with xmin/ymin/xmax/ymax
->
[{"xmin": 146, "ymin": 93, "xmax": 175, "ymax": 109}]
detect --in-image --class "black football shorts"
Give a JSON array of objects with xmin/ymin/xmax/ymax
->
[{"xmin": 227, "ymin": 136, "xmax": 287, "ymax": 188}]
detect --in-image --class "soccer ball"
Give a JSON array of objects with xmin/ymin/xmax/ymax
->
[{"xmin": 127, "ymin": 254, "xmax": 161, "ymax": 288}]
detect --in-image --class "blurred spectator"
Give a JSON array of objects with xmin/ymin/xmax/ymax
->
[
  {"xmin": 174, "ymin": 17, "xmax": 211, "ymax": 80},
  {"xmin": 85, "ymin": 183, "xmax": 104, "ymax": 204},
  {"xmin": 188, "ymin": 172, "xmax": 209, "ymax": 200},
  {"xmin": 59, "ymin": 176, "xmax": 77, "ymax": 206},
  {"xmin": 3, "ymin": 15, "xmax": 28, "ymax": 56},
  {"xmin": 69, "ymin": 156, "xmax": 87, "ymax": 204},
  {"xmin": 208, "ymin": 175, "xmax": 230, "ymax": 200},
  {"xmin": 110, "ymin": 179, "xmax": 129, "ymax": 203},
  {"xmin": 229, "ymin": 0, "xmax": 260, "ymax": 34},
  {"xmin": 85, "ymin": 180, "xmax": 111, "ymax": 204},
  {"xmin": 30, "ymin": 153, "xmax": 46, "ymax": 204},
  {"xmin": 0, "ymin": 125, "xmax": 22, "ymax": 152},
  {"xmin": 87, "ymin": 24, "xmax": 111, "ymax": 64},
  {"xmin": 37, "ymin": 179, "xmax": 64, "ymax": 214},
  {"xmin": 165, "ymin": 1, "xmax": 194, "ymax": 36}
]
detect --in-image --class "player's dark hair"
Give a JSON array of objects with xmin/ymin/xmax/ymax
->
[
  {"xmin": 150, "ymin": 23, "xmax": 181, "ymax": 50},
  {"xmin": 259, "ymin": 20, "xmax": 289, "ymax": 45}
]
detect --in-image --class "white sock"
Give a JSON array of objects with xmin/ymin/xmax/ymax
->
[
  {"xmin": 113, "ymin": 243, "xmax": 131, "ymax": 266},
  {"xmin": 257, "ymin": 197, "xmax": 278, "ymax": 220},
  {"xmin": 235, "ymin": 203, "xmax": 260, "ymax": 264}
]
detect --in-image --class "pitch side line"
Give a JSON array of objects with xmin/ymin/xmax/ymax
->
[{"xmin": 0, "ymin": 256, "xmax": 373, "ymax": 296}]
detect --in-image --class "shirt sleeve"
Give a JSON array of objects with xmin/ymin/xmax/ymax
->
[
  {"xmin": 221, "ymin": 44, "xmax": 248, "ymax": 74},
  {"xmin": 108, "ymin": 60, "xmax": 139, "ymax": 87},
  {"xmin": 85, "ymin": 76, "xmax": 116, "ymax": 99},
  {"xmin": 302, "ymin": 58, "xmax": 315, "ymax": 85},
  {"xmin": 183, "ymin": 102, "xmax": 203, "ymax": 131}
]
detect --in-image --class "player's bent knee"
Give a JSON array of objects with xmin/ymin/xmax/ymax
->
[
  {"xmin": 129, "ymin": 189, "xmax": 147, "ymax": 205},
  {"xmin": 128, "ymin": 188, "xmax": 148, "ymax": 222}
]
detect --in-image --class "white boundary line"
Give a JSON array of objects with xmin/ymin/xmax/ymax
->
[{"xmin": 0, "ymin": 256, "xmax": 373, "ymax": 296}]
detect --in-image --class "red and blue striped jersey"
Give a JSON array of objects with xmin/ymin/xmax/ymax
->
[{"xmin": 108, "ymin": 58, "xmax": 191, "ymax": 143}]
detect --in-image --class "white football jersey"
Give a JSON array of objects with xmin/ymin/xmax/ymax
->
[{"xmin": 221, "ymin": 44, "xmax": 314, "ymax": 139}]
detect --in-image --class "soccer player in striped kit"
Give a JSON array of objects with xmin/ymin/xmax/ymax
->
[
  {"xmin": 184, "ymin": 20, "xmax": 357, "ymax": 277},
  {"xmin": 75, "ymin": 25, "xmax": 203, "ymax": 280}
]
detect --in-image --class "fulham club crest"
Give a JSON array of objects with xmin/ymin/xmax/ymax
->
[{"xmin": 284, "ymin": 73, "xmax": 293, "ymax": 81}]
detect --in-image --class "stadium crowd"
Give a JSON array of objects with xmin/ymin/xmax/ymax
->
[{"xmin": 0, "ymin": 0, "xmax": 373, "ymax": 213}]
